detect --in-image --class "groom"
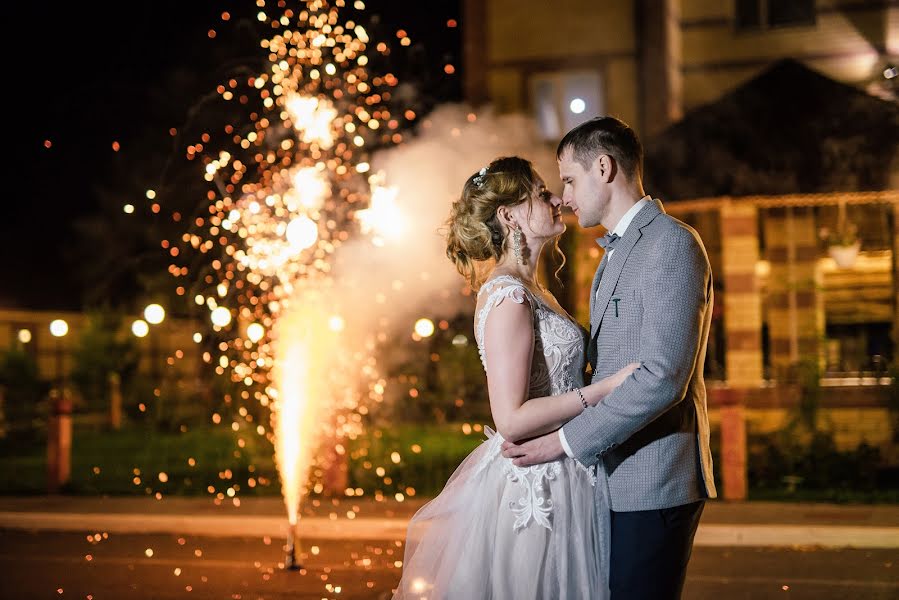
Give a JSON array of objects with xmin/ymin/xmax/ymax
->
[{"xmin": 502, "ymin": 116, "xmax": 716, "ymax": 599}]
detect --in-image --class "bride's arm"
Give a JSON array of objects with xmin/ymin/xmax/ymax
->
[{"xmin": 484, "ymin": 296, "xmax": 638, "ymax": 442}]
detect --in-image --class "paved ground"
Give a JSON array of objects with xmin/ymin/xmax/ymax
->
[
  {"xmin": 0, "ymin": 496, "xmax": 896, "ymax": 599},
  {"xmin": 1, "ymin": 529, "xmax": 896, "ymax": 599}
]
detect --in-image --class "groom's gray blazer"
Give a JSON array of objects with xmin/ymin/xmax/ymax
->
[{"xmin": 563, "ymin": 198, "xmax": 717, "ymax": 512}]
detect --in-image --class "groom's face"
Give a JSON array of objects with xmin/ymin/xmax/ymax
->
[{"xmin": 558, "ymin": 149, "xmax": 608, "ymax": 229}]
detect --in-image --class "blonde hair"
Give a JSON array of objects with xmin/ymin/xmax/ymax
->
[{"xmin": 445, "ymin": 156, "xmax": 566, "ymax": 288}]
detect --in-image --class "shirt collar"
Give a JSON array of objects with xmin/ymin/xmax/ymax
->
[{"xmin": 611, "ymin": 196, "xmax": 651, "ymax": 238}]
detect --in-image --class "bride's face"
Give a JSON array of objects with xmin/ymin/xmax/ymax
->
[{"xmin": 510, "ymin": 177, "xmax": 565, "ymax": 242}]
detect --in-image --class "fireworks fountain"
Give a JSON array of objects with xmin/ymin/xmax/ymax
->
[{"xmin": 172, "ymin": 0, "xmax": 416, "ymax": 566}]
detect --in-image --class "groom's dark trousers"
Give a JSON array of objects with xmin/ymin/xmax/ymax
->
[{"xmin": 608, "ymin": 500, "xmax": 704, "ymax": 600}]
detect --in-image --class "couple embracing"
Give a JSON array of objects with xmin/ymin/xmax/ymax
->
[{"xmin": 394, "ymin": 116, "xmax": 717, "ymax": 600}]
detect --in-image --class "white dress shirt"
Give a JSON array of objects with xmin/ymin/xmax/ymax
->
[{"xmin": 559, "ymin": 196, "xmax": 651, "ymax": 459}]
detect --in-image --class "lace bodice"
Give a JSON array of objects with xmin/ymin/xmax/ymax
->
[
  {"xmin": 471, "ymin": 276, "xmax": 595, "ymax": 533},
  {"xmin": 475, "ymin": 275, "xmax": 587, "ymax": 397}
]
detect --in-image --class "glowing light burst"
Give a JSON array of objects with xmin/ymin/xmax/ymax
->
[
  {"xmin": 286, "ymin": 215, "xmax": 319, "ymax": 251},
  {"xmin": 171, "ymin": 0, "xmax": 413, "ymax": 525},
  {"xmin": 290, "ymin": 167, "xmax": 330, "ymax": 210},
  {"xmin": 285, "ymin": 95, "xmax": 338, "ymax": 149},
  {"xmin": 356, "ymin": 175, "xmax": 405, "ymax": 244}
]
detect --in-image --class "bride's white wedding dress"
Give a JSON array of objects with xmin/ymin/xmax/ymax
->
[{"xmin": 393, "ymin": 275, "xmax": 609, "ymax": 599}]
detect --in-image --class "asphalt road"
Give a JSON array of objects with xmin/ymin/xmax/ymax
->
[{"xmin": 1, "ymin": 529, "xmax": 896, "ymax": 599}]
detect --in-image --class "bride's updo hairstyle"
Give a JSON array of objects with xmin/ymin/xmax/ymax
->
[{"xmin": 446, "ymin": 156, "xmax": 539, "ymax": 287}]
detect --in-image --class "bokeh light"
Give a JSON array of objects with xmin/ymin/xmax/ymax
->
[
  {"xmin": 210, "ymin": 307, "xmax": 232, "ymax": 328},
  {"xmin": 414, "ymin": 318, "xmax": 435, "ymax": 338},
  {"xmin": 49, "ymin": 319, "xmax": 68, "ymax": 337},
  {"xmin": 246, "ymin": 322, "xmax": 265, "ymax": 343},
  {"xmin": 132, "ymin": 320, "xmax": 150, "ymax": 338},
  {"xmin": 144, "ymin": 304, "xmax": 166, "ymax": 325}
]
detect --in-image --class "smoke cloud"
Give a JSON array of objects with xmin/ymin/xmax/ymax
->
[{"xmin": 329, "ymin": 103, "xmax": 557, "ymax": 337}]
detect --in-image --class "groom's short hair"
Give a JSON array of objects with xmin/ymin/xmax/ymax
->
[{"xmin": 556, "ymin": 116, "xmax": 643, "ymax": 182}]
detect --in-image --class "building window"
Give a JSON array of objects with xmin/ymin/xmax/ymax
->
[
  {"xmin": 530, "ymin": 70, "xmax": 604, "ymax": 142},
  {"xmin": 735, "ymin": 0, "xmax": 816, "ymax": 31},
  {"xmin": 735, "ymin": 0, "xmax": 762, "ymax": 29}
]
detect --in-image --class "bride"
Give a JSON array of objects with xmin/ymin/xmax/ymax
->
[{"xmin": 392, "ymin": 156, "xmax": 637, "ymax": 599}]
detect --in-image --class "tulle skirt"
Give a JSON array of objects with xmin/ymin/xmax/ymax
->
[{"xmin": 393, "ymin": 428, "xmax": 609, "ymax": 600}]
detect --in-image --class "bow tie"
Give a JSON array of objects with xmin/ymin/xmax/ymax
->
[{"xmin": 597, "ymin": 232, "xmax": 620, "ymax": 250}]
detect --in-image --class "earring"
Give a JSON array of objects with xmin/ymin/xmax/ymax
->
[{"xmin": 512, "ymin": 229, "xmax": 524, "ymax": 265}]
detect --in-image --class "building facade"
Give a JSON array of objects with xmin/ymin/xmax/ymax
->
[
  {"xmin": 464, "ymin": 0, "xmax": 898, "ymax": 138},
  {"xmin": 463, "ymin": 0, "xmax": 899, "ymax": 459}
]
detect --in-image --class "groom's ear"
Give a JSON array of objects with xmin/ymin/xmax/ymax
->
[{"xmin": 596, "ymin": 154, "xmax": 616, "ymax": 183}]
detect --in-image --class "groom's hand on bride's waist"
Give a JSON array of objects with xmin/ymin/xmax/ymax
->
[{"xmin": 501, "ymin": 432, "xmax": 565, "ymax": 467}]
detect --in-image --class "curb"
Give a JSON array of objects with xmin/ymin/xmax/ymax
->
[
  {"xmin": 0, "ymin": 512, "xmax": 406, "ymax": 540},
  {"xmin": 1, "ymin": 512, "xmax": 897, "ymax": 548},
  {"xmin": 693, "ymin": 524, "xmax": 899, "ymax": 548}
]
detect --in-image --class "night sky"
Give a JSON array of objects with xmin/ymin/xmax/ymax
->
[{"xmin": 8, "ymin": 0, "xmax": 461, "ymax": 311}]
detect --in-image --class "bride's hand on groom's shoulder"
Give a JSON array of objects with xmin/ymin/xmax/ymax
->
[{"xmin": 501, "ymin": 431, "xmax": 564, "ymax": 467}]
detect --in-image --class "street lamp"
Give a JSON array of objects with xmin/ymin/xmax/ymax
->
[
  {"xmin": 126, "ymin": 318, "xmax": 151, "ymax": 429},
  {"xmin": 49, "ymin": 319, "xmax": 69, "ymax": 391},
  {"xmin": 142, "ymin": 306, "xmax": 165, "ymax": 402},
  {"xmin": 48, "ymin": 319, "xmax": 71, "ymax": 494}
]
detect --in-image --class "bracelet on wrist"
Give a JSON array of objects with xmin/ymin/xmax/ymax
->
[{"xmin": 575, "ymin": 387, "xmax": 588, "ymax": 410}]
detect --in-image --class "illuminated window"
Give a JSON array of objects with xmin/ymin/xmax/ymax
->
[
  {"xmin": 735, "ymin": 0, "xmax": 816, "ymax": 31},
  {"xmin": 530, "ymin": 71, "xmax": 604, "ymax": 142}
]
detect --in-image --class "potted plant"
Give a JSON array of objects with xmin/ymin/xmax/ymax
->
[{"xmin": 820, "ymin": 204, "xmax": 860, "ymax": 268}]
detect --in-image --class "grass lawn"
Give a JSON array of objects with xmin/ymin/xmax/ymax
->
[
  {"xmin": 347, "ymin": 423, "xmax": 487, "ymax": 496},
  {"xmin": 2, "ymin": 423, "xmax": 896, "ymax": 503},
  {"xmin": 0, "ymin": 427, "xmax": 277, "ymax": 496},
  {"xmin": 0, "ymin": 423, "xmax": 487, "ymax": 497}
]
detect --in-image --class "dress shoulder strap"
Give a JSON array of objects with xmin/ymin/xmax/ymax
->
[{"xmin": 474, "ymin": 276, "xmax": 535, "ymax": 370}]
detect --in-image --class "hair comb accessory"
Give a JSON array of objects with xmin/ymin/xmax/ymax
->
[{"xmin": 473, "ymin": 166, "xmax": 488, "ymax": 188}]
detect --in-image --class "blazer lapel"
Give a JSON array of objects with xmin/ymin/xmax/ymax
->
[
  {"xmin": 590, "ymin": 233, "xmax": 640, "ymax": 339},
  {"xmin": 588, "ymin": 252, "xmax": 608, "ymax": 321},
  {"xmin": 590, "ymin": 199, "xmax": 665, "ymax": 340}
]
